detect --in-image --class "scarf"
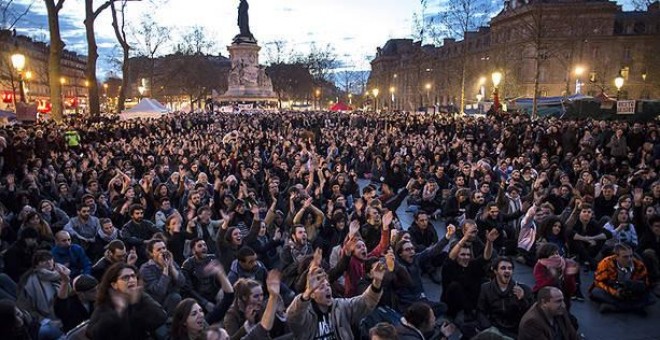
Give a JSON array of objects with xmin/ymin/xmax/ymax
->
[
  {"xmin": 344, "ymin": 257, "xmax": 365, "ymax": 298},
  {"xmin": 97, "ymin": 227, "xmax": 119, "ymax": 243},
  {"xmin": 538, "ymin": 255, "xmax": 566, "ymax": 280},
  {"xmin": 21, "ymin": 269, "xmax": 61, "ymax": 319}
]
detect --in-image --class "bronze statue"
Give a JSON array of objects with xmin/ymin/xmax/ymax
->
[{"xmin": 237, "ymin": 0, "xmax": 254, "ymax": 40}]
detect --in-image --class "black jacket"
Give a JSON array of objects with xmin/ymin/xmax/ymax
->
[{"xmin": 87, "ymin": 293, "xmax": 166, "ymax": 340}]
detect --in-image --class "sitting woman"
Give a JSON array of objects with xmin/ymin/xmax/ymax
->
[
  {"xmin": 171, "ymin": 298, "xmax": 216, "ymax": 340},
  {"xmin": 532, "ymin": 243, "xmax": 579, "ymax": 309},
  {"xmin": 87, "ymin": 262, "xmax": 167, "ymax": 340},
  {"xmin": 536, "ymin": 216, "xmax": 569, "ymax": 257},
  {"xmin": 603, "ymin": 207, "xmax": 638, "ymax": 253}
]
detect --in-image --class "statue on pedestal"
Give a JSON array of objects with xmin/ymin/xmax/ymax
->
[{"xmin": 235, "ymin": 0, "xmax": 255, "ymax": 43}]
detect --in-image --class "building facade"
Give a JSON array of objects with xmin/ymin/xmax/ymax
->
[
  {"xmin": 0, "ymin": 30, "xmax": 87, "ymax": 113},
  {"xmin": 369, "ymin": 0, "xmax": 660, "ymax": 111}
]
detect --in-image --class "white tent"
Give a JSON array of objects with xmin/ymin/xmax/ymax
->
[{"xmin": 120, "ymin": 98, "xmax": 170, "ymax": 120}]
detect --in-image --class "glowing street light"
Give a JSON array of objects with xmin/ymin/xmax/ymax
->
[
  {"xmin": 11, "ymin": 53, "xmax": 27, "ymax": 103},
  {"xmin": 614, "ymin": 75, "xmax": 624, "ymax": 100},
  {"xmin": 372, "ymin": 88, "xmax": 379, "ymax": 111},
  {"xmin": 491, "ymin": 71, "xmax": 502, "ymax": 109}
]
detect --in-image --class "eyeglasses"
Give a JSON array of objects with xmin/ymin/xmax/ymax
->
[
  {"xmin": 117, "ymin": 273, "xmax": 137, "ymax": 282},
  {"xmin": 402, "ymin": 247, "xmax": 414, "ymax": 252}
]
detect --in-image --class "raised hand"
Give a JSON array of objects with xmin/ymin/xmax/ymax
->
[
  {"xmin": 486, "ymin": 228, "xmax": 500, "ymax": 243},
  {"xmin": 382, "ymin": 211, "xmax": 393, "ymax": 230},
  {"xmin": 445, "ymin": 224, "xmax": 456, "ymax": 240},
  {"xmin": 310, "ymin": 248, "xmax": 323, "ymax": 270},
  {"xmin": 512, "ymin": 282, "xmax": 525, "ymax": 300},
  {"xmin": 266, "ymin": 270, "xmax": 281, "ymax": 297},
  {"xmin": 370, "ymin": 261, "xmax": 387, "ymax": 288},
  {"xmin": 305, "ymin": 266, "xmax": 327, "ymax": 298},
  {"xmin": 348, "ymin": 219, "xmax": 360, "ymax": 237}
]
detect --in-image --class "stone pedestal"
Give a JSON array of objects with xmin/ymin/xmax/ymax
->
[{"xmin": 220, "ymin": 42, "xmax": 277, "ymax": 102}]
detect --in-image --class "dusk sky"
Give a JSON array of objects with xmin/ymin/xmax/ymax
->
[{"xmin": 9, "ymin": 0, "xmax": 640, "ymax": 78}]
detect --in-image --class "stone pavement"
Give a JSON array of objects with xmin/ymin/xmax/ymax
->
[{"xmin": 365, "ymin": 180, "xmax": 660, "ymax": 340}]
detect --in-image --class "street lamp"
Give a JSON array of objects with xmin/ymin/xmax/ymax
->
[
  {"xmin": 642, "ymin": 71, "xmax": 648, "ymax": 99},
  {"xmin": 348, "ymin": 93, "xmax": 352, "ymax": 105},
  {"xmin": 372, "ymin": 88, "xmax": 379, "ymax": 111},
  {"xmin": 138, "ymin": 84, "xmax": 146, "ymax": 100},
  {"xmin": 315, "ymin": 89, "xmax": 321, "ymax": 110},
  {"xmin": 492, "ymin": 71, "xmax": 502, "ymax": 109},
  {"xmin": 11, "ymin": 53, "xmax": 27, "ymax": 103},
  {"xmin": 425, "ymin": 83, "xmax": 431, "ymax": 107},
  {"xmin": 614, "ymin": 75, "xmax": 624, "ymax": 100},
  {"xmin": 574, "ymin": 66, "xmax": 585, "ymax": 94},
  {"xmin": 389, "ymin": 86, "xmax": 395, "ymax": 110}
]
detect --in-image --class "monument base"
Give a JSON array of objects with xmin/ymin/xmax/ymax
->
[{"xmin": 219, "ymin": 41, "xmax": 277, "ymax": 103}]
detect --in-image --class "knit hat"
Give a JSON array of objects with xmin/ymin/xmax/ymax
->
[{"xmin": 73, "ymin": 275, "xmax": 98, "ymax": 292}]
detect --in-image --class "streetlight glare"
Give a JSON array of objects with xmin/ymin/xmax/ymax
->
[
  {"xmin": 11, "ymin": 53, "xmax": 26, "ymax": 71},
  {"xmin": 389, "ymin": 86, "xmax": 395, "ymax": 93},
  {"xmin": 60, "ymin": 77, "xmax": 66, "ymax": 85},
  {"xmin": 491, "ymin": 71, "xmax": 502, "ymax": 87},
  {"xmin": 479, "ymin": 76, "xmax": 486, "ymax": 85},
  {"xmin": 614, "ymin": 75, "xmax": 624, "ymax": 90},
  {"xmin": 425, "ymin": 83, "xmax": 431, "ymax": 90},
  {"xmin": 575, "ymin": 66, "xmax": 585, "ymax": 76},
  {"xmin": 25, "ymin": 71, "xmax": 32, "ymax": 80},
  {"xmin": 372, "ymin": 88, "xmax": 379, "ymax": 97}
]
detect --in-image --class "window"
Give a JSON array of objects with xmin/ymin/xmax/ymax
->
[{"xmin": 621, "ymin": 67, "xmax": 630, "ymax": 80}]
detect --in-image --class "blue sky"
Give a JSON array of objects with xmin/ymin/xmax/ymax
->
[{"xmin": 8, "ymin": 0, "xmax": 640, "ymax": 78}]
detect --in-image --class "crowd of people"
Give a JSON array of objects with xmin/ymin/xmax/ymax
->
[{"xmin": 0, "ymin": 110, "xmax": 658, "ymax": 340}]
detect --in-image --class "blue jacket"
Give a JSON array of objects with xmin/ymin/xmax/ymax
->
[{"xmin": 52, "ymin": 244, "xmax": 92, "ymax": 278}]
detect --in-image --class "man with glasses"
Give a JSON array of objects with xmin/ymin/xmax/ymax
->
[
  {"xmin": 394, "ymin": 224, "xmax": 453, "ymax": 316},
  {"xmin": 590, "ymin": 243, "xmax": 656, "ymax": 314}
]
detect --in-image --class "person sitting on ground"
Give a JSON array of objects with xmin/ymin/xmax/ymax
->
[
  {"xmin": 286, "ymin": 252, "xmax": 386, "ymax": 340},
  {"xmin": 518, "ymin": 286, "xmax": 578, "ymax": 340},
  {"xmin": 369, "ymin": 322, "xmax": 398, "ymax": 340},
  {"xmin": 477, "ymin": 256, "xmax": 533, "ymax": 338},
  {"xmin": 91, "ymin": 239, "xmax": 137, "ymax": 281},
  {"xmin": 397, "ymin": 301, "xmax": 457, "ymax": 340},
  {"xmin": 637, "ymin": 214, "xmax": 660, "ymax": 297},
  {"xmin": 589, "ymin": 243, "xmax": 656, "ymax": 314},
  {"xmin": 87, "ymin": 262, "xmax": 167, "ymax": 340},
  {"xmin": 54, "ymin": 274, "xmax": 97, "ymax": 333},
  {"xmin": 182, "ymin": 238, "xmax": 222, "ymax": 312},
  {"xmin": 441, "ymin": 222, "xmax": 496, "ymax": 322},
  {"xmin": 139, "ymin": 238, "xmax": 186, "ymax": 315},
  {"xmin": 532, "ymin": 243, "xmax": 579, "ymax": 310},
  {"xmin": 51, "ymin": 230, "xmax": 92, "ymax": 278}
]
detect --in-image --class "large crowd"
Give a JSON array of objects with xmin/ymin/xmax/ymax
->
[{"xmin": 0, "ymin": 110, "xmax": 658, "ymax": 340}]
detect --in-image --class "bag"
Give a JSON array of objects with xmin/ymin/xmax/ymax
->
[{"xmin": 359, "ymin": 306, "xmax": 402, "ymax": 340}]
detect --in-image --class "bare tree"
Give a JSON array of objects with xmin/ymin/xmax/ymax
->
[
  {"xmin": 630, "ymin": 0, "xmax": 654, "ymax": 10},
  {"xmin": 294, "ymin": 43, "xmax": 338, "ymax": 83},
  {"xmin": 263, "ymin": 40, "xmax": 290, "ymax": 65},
  {"xmin": 176, "ymin": 25, "xmax": 215, "ymax": 55},
  {"xmin": 44, "ymin": 0, "xmax": 65, "ymax": 122},
  {"xmin": 109, "ymin": 0, "xmax": 131, "ymax": 112},
  {"xmin": 84, "ymin": 0, "xmax": 113, "ymax": 115},
  {"xmin": 0, "ymin": 0, "xmax": 34, "ymax": 30},
  {"xmin": 426, "ymin": 0, "xmax": 493, "ymax": 114},
  {"xmin": 131, "ymin": 13, "xmax": 170, "ymax": 97},
  {"xmin": 334, "ymin": 70, "xmax": 359, "ymax": 94}
]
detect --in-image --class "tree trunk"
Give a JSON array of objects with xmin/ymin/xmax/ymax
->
[
  {"xmin": 110, "ymin": 0, "xmax": 130, "ymax": 113},
  {"xmin": 532, "ymin": 52, "xmax": 541, "ymax": 119},
  {"xmin": 460, "ymin": 60, "xmax": 466, "ymax": 115},
  {"xmin": 45, "ymin": 0, "xmax": 65, "ymax": 122},
  {"xmin": 84, "ymin": 0, "xmax": 112, "ymax": 116}
]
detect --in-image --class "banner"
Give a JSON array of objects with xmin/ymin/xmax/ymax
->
[
  {"xmin": 616, "ymin": 100, "xmax": 635, "ymax": 114},
  {"xmin": 16, "ymin": 102, "xmax": 38, "ymax": 122}
]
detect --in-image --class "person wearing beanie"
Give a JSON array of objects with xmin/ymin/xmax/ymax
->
[{"xmin": 54, "ymin": 274, "xmax": 97, "ymax": 332}]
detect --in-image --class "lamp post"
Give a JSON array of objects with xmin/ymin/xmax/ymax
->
[
  {"xmin": 574, "ymin": 66, "xmax": 585, "ymax": 94},
  {"xmin": 348, "ymin": 93, "xmax": 352, "ymax": 105},
  {"xmin": 642, "ymin": 71, "xmax": 648, "ymax": 99},
  {"xmin": 614, "ymin": 75, "xmax": 624, "ymax": 101},
  {"xmin": 424, "ymin": 83, "xmax": 431, "ymax": 107},
  {"xmin": 60, "ymin": 77, "xmax": 66, "ymax": 113},
  {"xmin": 315, "ymin": 89, "xmax": 321, "ymax": 110},
  {"xmin": 372, "ymin": 88, "xmax": 379, "ymax": 112},
  {"xmin": 11, "ymin": 53, "xmax": 27, "ymax": 104},
  {"xmin": 491, "ymin": 71, "xmax": 502, "ymax": 110},
  {"xmin": 476, "ymin": 93, "xmax": 483, "ymax": 113},
  {"xmin": 138, "ymin": 85, "xmax": 146, "ymax": 101},
  {"xmin": 389, "ymin": 86, "xmax": 395, "ymax": 110}
]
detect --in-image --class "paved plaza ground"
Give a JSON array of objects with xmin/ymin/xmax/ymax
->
[{"xmin": 364, "ymin": 180, "xmax": 660, "ymax": 340}]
